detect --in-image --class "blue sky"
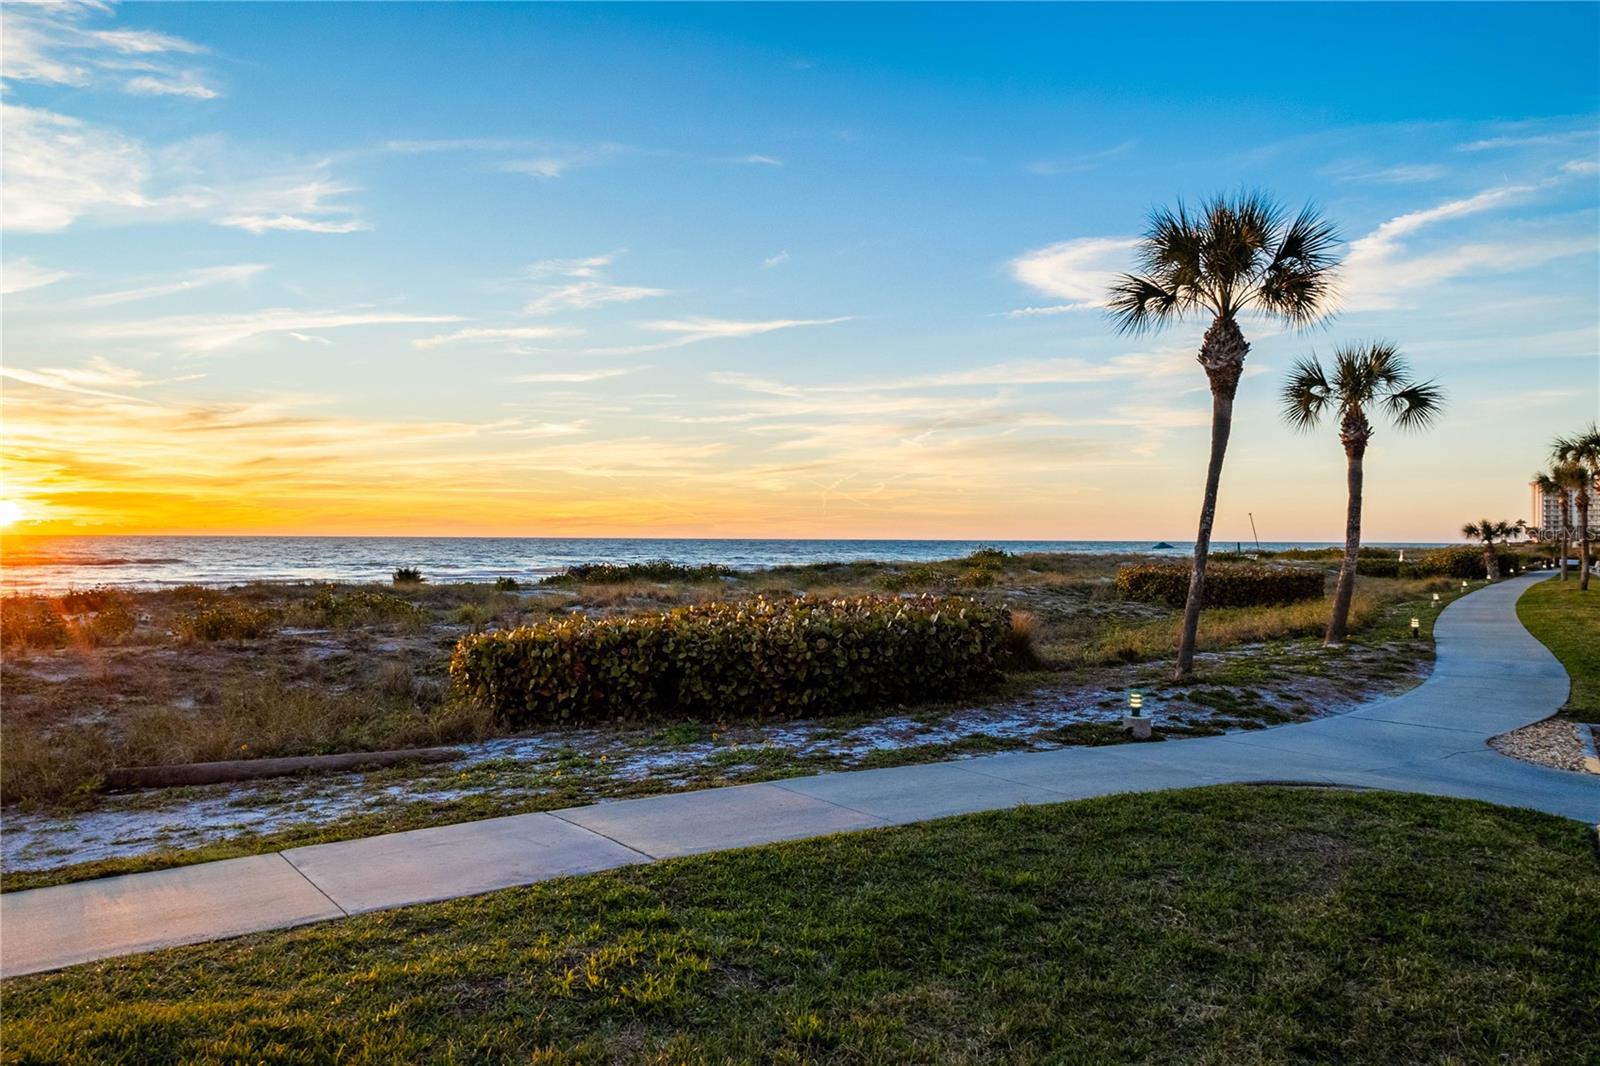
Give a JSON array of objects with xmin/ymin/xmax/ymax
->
[{"xmin": 3, "ymin": 2, "xmax": 1597, "ymax": 539}]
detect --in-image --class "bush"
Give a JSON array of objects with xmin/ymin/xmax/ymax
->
[
  {"xmin": 293, "ymin": 587, "xmax": 427, "ymax": 629},
  {"xmin": 1413, "ymin": 547, "xmax": 1517, "ymax": 579},
  {"xmin": 1115, "ymin": 562, "xmax": 1324, "ymax": 608},
  {"xmin": 393, "ymin": 567, "xmax": 424, "ymax": 585},
  {"xmin": 541, "ymin": 561, "xmax": 734, "ymax": 586},
  {"xmin": 0, "ymin": 599, "xmax": 70, "ymax": 649},
  {"xmin": 494, "ymin": 577, "xmax": 520, "ymax": 591},
  {"xmin": 173, "ymin": 601, "xmax": 281, "ymax": 642},
  {"xmin": 1, "ymin": 593, "xmax": 137, "ymax": 649},
  {"xmin": 451, "ymin": 595, "xmax": 1015, "ymax": 727}
]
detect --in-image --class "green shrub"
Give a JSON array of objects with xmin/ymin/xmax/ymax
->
[
  {"xmin": 173, "ymin": 601, "xmax": 281, "ymax": 642},
  {"xmin": 494, "ymin": 577, "xmax": 520, "ymax": 591},
  {"xmin": 1413, "ymin": 547, "xmax": 1517, "ymax": 579},
  {"xmin": 451, "ymin": 595, "xmax": 1014, "ymax": 726},
  {"xmin": 1355, "ymin": 558, "xmax": 1401, "ymax": 578},
  {"xmin": 393, "ymin": 567, "xmax": 424, "ymax": 585},
  {"xmin": 0, "ymin": 598, "xmax": 70, "ymax": 649},
  {"xmin": 86, "ymin": 603, "xmax": 137, "ymax": 644},
  {"xmin": 541, "ymin": 561, "xmax": 734, "ymax": 586},
  {"xmin": 294, "ymin": 587, "xmax": 427, "ymax": 629},
  {"xmin": 1115, "ymin": 562, "xmax": 1324, "ymax": 608},
  {"xmin": 1, "ymin": 593, "xmax": 137, "ymax": 649}
]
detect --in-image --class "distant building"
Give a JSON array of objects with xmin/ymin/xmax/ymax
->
[{"xmin": 1530, "ymin": 478, "xmax": 1600, "ymax": 538}]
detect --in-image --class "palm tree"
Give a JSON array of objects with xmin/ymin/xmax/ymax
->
[
  {"xmin": 1461, "ymin": 519, "xmax": 1519, "ymax": 580},
  {"xmin": 1108, "ymin": 192, "xmax": 1341, "ymax": 678},
  {"xmin": 1282, "ymin": 342, "xmax": 1442, "ymax": 645},
  {"xmin": 1554, "ymin": 461, "xmax": 1589, "ymax": 580},
  {"xmin": 1532, "ymin": 469, "xmax": 1569, "ymax": 582},
  {"xmin": 1552, "ymin": 425, "xmax": 1600, "ymax": 591}
]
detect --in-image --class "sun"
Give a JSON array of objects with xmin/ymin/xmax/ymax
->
[{"xmin": 0, "ymin": 499, "xmax": 26, "ymax": 528}]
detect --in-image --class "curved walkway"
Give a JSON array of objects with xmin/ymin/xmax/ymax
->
[{"xmin": 3, "ymin": 573, "xmax": 1595, "ymax": 978}]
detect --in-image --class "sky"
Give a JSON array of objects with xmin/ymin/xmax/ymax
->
[{"xmin": 2, "ymin": 1, "xmax": 1597, "ymax": 542}]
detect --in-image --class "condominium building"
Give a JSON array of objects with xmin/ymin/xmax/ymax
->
[{"xmin": 1530, "ymin": 478, "xmax": 1600, "ymax": 537}]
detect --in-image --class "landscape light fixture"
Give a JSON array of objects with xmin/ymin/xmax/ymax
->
[
  {"xmin": 1462, "ymin": 579, "xmax": 1468, "ymax": 590},
  {"xmin": 1431, "ymin": 592, "xmax": 1440, "ymax": 606},
  {"xmin": 1410, "ymin": 617, "xmax": 1420, "ymax": 639},
  {"xmin": 1122, "ymin": 691, "xmax": 1151, "ymax": 739}
]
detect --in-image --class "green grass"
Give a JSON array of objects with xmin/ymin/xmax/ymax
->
[
  {"xmin": 1517, "ymin": 577, "xmax": 1600, "ymax": 724},
  {"xmin": 5, "ymin": 787, "xmax": 1596, "ymax": 1064}
]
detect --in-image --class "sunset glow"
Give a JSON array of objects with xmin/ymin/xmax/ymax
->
[{"xmin": 2, "ymin": 4, "xmax": 1596, "ymax": 541}]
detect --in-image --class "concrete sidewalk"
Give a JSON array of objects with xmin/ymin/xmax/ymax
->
[{"xmin": 3, "ymin": 573, "xmax": 1594, "ymax": 978}]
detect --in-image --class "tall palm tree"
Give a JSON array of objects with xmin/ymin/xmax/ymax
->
[
  {"xmin": 1461, "ymin": 519, "xmax": 1519, "ymax": 580},
  {"xmin": 1108, "ymin": 192, "xmax": 1341, "ymax": 678},
  {"xmin": 1282, "ymin": 342, "xmax": 1442, "ymax": 645},
  {"xmin": 1552, "ymin": 425, "xmax": 1600, "ymax": 591},
  {"xmin": 1532, "ymin": 469, "xmax": 1569, "ymax": 582},
  {"xmin": 1553, "ymin": 461, "xmax": 1589, "ymax": 581}
]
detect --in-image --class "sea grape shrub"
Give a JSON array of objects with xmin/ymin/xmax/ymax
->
[
  {"xmin": 450, "ymin": 595, "xmax": 1015, "ymax": 727},
  {"xmin": 393, "ymin": 567, "xmax": 424, "ymax": 585},
  {"xmin": 1412, "ymin": 547, "xmax": 1518, "ymax": 579},
  {"xmin": 494, "ymin": 577, "xmax": 520, "ymax": 591},
  {"xmin": 172, "ymin": 601, "xmax": 281, "ymax": 642},
  {"xmin": 1115, "ymin": 562, "xmax": 1324, "ymax": 608},
  {"xmin": 540, "ymin": 561, "xmax": 735, "ymax": 586},
  {"xmin": 291, "ymin": 587, "xmax": 428, "ymax": 629},
  {"xmin": 0, "ymin": 591, "xmax": 138, "ymax": 649}
]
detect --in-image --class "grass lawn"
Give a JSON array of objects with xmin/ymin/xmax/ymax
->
[
  {"xmin": 5, "ymin": 787, "xmax": 1597, "ymax": 1064},
  {"xmin": 1517, "ymin": 577, "xmax": 1600, "ymax": 723}
]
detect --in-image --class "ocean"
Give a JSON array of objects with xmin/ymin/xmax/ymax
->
[{"xmin": 0, "ymin": 536, "xmax": 1452, "ymax": 594}]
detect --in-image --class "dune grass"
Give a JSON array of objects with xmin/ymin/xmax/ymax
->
[
  {"xmin": 4, "ymin": 787, "xmax": 1597, "ymax": 1064},
  {"xmin": 1517, "ymin": 577, "xmax": 1600, "ymax": 723}
]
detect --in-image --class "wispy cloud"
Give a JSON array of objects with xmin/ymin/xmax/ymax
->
[
  {"xmin": 90, "ymin": 308, "xmax": 463, "ymax": 354},
  {"xmin": 736, "ymin": 154, "xmax": 784, "ymax": 166},
  {"xmin": 413, "ymin": 326, "xmax": 585, "ymax": 350},
  {"xmin": 125, "ymin": 72, "xmax": 218, "ymax": 99},
  {"xmin": 1, "ymin": 103, "xmax": 151, "ymax": 232},
  {"xmin": 1331, "ymin": 162, "xmax": 1448, "ymax": 184},
  {"xmin": 521, "ymin": 252, "xmax": 667, "ymax": 314},
  {"xmin": 1007, "ymin": 236, "xmax": 1138, "ymax": 314},
  {"xmin": 1, "ymin": 2, "xmax": 218, "ymax": 98},
  {"xmin": 762, "ymin": 250, "xmax": 791, "ymax": 269},
  {"xmin": 497, "ymin": 144, "xmax": 625, "ymax": 180},
  {"xmin": 510, "ymin": 367, "xmax": 647, "ymax": 383},
  {"xmin": 2, "ymin": 258, "xmax": 72, "ymax": 295},
  {"xmin": 1459, "ymin": 130, "xmax": 1594, "ymax": 152},
  {"xmin": 1339, "ymin": 176, "xmax": 1592, "ymax": 311},
  {"xmin": 77, "ymin": 264, "xmax": 269, "ymax": 307},
  {"xmin": 1, "ymin": 103, "xmax": 369, "ymax": 234},
  {"xmin": 1026, "ymin": 141, "xmax": 1135, "ymax": 176},
  {"xmin": 585, "ymin": 316, "xmax": 854, "ymax": 356}
]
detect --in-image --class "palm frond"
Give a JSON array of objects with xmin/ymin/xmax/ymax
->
[
  {"xmin": 1386, "ymin": 379, "xmax": 1445, "ymax": 432},
  {"xmin": 1279, "ymin": 356, "xmax": 1331, "ymax": 431},
  {"xmin": 1552, "ymin": 424, "xmax": 1600, "ymax": 467},
  {"xmin": 1251, "ymin": 203, "xmax": 1341, "ymax": 326},
  {"xmin": 1105, "ymin": 274, "xmax": 1182, "ymax": 336}
]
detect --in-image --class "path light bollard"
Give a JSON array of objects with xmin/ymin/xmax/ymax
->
[
  {"xmin": 1462, "ymin": 579, "xmax": 1468, "ymax": 591},
  {"xmin": 1410, "ymin": 617, "xmax": 1420, "ymax": 639},
  {"xmin": 1122, "ymin": 691, "xmax": 1152, "ymax": 740},
  {"xmin": 1432, "ymin": 592, "xmax": 1440, "ymax": 607}
]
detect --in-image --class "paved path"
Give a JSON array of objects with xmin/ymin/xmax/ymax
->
[{"xmin": 3, "ymin": 574, "xmax": 1595, "ymax": 978}]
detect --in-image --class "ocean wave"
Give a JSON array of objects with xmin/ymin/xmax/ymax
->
[{"xmin": 1, "ymin": 556, "xmax": 188, "ymax": 567}]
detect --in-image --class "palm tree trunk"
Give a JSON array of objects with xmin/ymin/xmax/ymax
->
[
  {"xmin": 1483, "ymin": 543, "xmax": 1501, "ymax": 580},
  {"xmin": 1561, "ymin": 498, "xmax": 1573, "ymax": 581},
  {"xmin": 1175, "ymin": 314, "xmax": 1247, "ymax": 680},
  {"xmin": 1326, "ymin": 442, "xmax": 1364, "ymax": 645},
  {"xmin": 1579, "ymin": 493, "xmax": 1592, "ymax": 591}
]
